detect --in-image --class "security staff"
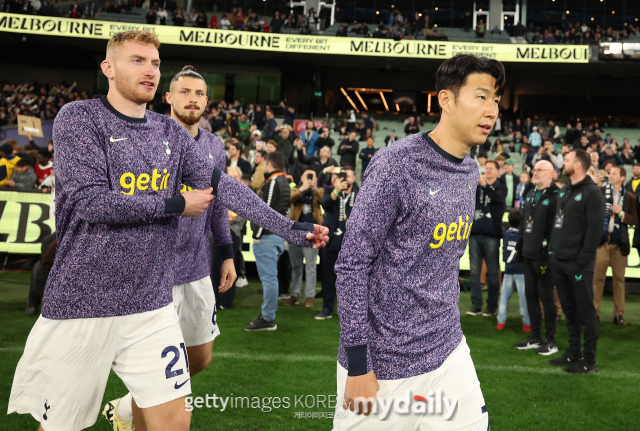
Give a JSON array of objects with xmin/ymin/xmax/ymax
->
[
  {"xmin": 549, "ymin": 149, "xmax": 605, "ymax": 374},
  {"xmin": 515, "ymin": 160, "xmax": 560, "ymax": 354}
]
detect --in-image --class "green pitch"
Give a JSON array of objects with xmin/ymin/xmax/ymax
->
[{"xmin": 1, "ymin": 271, "xmax": 639, "ymax": 430}]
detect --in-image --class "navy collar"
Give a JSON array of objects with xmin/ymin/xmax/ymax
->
[
  {"xmin": 422, "ymin": 131, "xmax": 464, "ymax": 165},
  {"xmin": 100, "ymin": 96, "xmax": 147, "ymax": 124}
]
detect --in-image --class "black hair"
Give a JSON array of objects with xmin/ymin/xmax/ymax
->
[
  {"xmin": 257, "ymin": 149, "xmax": 267, "ymax": 158},
  {"xmin": 477, "ymin": 152, "xmax": 488, "ymax": 159},
  {"xmin": 265, "ymin": 151, "xmax": 285, "ymax": 171},
  {"xmin": 485, "ymin": 160, "xmax": 500, "ymax": 170},
  {"xmin": 570, "ymin": 149, "xmax": 591, "ymax": 173},
  {"xmin": 613, "ymin": 166, "xmax": 627, "ymax": 179},
  {"xmin": 38, "ymin": 149, "xmax": 53, "ymax": 159},
  {"xmin": 435, "ymin": 54, "xmax": 506, "ymax": 106},
  {"xmin": 340, "ymin": 165, "xmax": 355, "ymax": 172},
  {"xmin": 241, "ymin": 173, "xmax": 252, "ymax": 182},
  {"xmin": 16, "ymin": 159, "xmax": 31, "ymax": 168},
  {"xmin": 230, "ymin": 141, "xmax": 243, "ymax": 152},
  {"xmin": 556, "ymin": 175, "xmax": 569, "ymax": 186},
  {"xmin": 508, "ymin": 210, "xmax": 523, "ymax": 228},
  {"xmin": 170, "ymin": 65, "xmax": 205, "ymax": 88}
]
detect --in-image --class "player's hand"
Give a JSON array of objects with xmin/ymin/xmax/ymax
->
[
  {"xmin": 219, "ymin": 258, "xmax": 237, "ymax": 293},
  {"xmin": 343, "ymin": 371, "xmax": 379, "ymax": 416},
  {"xmin": 182, "ymin": 188, "xmax": 215, "ymax": 217},
  {"xmin": 307, "ymin": 224, "xmax": 329, "ymax": 249}
]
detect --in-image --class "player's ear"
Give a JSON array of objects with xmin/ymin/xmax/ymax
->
[
  {"xmin": 165, "ymin": 91, "xmax": 172, "ymax": 105},
  {"xmin": 100, "ymin": 59, "xmax": 114, "ymax": 80},
  {"xmin": 438, "ymin": 89, "xmax": 452, "ymax": 114}
]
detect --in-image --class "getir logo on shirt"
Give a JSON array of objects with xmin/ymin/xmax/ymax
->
[
  {"xmin": 119, "ymin": 169, "xmax": 172, "ymax": 195},
  {"xmin": 429, "ymin": 215, "xmax": 473, "ymax": 249}
]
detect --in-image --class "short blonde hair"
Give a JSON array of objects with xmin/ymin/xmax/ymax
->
[
  {"xmin": 226, "ymin": 166, "xmax": 242, "ymax": 179},
  {"xmin": 106, "ymin": 30, "xmax": 160, "ymax": 57}
]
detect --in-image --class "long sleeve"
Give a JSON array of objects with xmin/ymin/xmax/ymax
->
[
  {"xmin": 335, "ymin": 153, "xmax": 400, "ymax": 375},
  {"xmin": 210, "ymin": 148, "xmax": 234, "ymax": 260},
  {"xmin": 623, "ymin": 191, "xmax": 638, "ymax": 227},
  {"xmin": 211, "ymin": 169, "xmax": 313, "ymax": 247},
  {"xmin": 53, "ymin": 107, "xmax": 169, "ymax": 225},
  {"xmin": 484, "ymin": 180, "xmax": 507, "ymax": 203},
  {"xmin": 576, "ymin": 189, "xmax": 606, "ymax": 268}
]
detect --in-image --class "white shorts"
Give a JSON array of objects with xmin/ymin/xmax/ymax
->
[
  {"xmin": 8, "ymin": 303, "xmax": 191, "ymax": 431},
  {"xmin": 333, "ymin": 337, "xmax": 489, "ymax": 431},
  {"xmin": 173, "ymin": 276, "xmax": 220, "ymax": 347}
]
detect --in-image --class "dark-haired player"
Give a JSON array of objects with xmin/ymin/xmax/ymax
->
[
  {"xmin": 102, "ymin": 66, "xmax": 237, "ymax": 430},
  {"xmin": 8, "ymin": 32, "xmax": 327, "ymax": 431},
  {"xmin": 333, "ymin": 54, "xmax": 504, "ymax": 430}
]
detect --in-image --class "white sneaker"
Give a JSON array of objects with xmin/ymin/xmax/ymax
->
[
  {"xmin": 235, "ymin": 276, "xmax": 248, "ymax": 288},
  {"xmin": 102, "ymin": 398, "xmax": 135, "ymax": 431}
]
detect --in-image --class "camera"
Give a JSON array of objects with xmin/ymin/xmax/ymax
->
[{"xmin": 307, "ymin": 173, "xmax": 313, "ymax": 180}]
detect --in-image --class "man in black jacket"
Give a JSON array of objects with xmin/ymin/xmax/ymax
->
[
  {"xmin": 337, "ymin": 131, "xmax": 359, "ymax": 168},
  {"xmin": 549, "ymin": 149, "xmax": 605, "ymax": 373},
  {"xmin": 318, "ymin": 166, "xmax": 358, "ymax": 320},
  {"xmin": 293, "ymin": 140, "xmax": 338, "ymax": 188},
  {"xmin": 467, "ymin": 161, "xmax": 508, "ymax": 317},
  {"xmin": 226, "ymin": 141, "xmax": 252, "ymax": 176},
  {"xmin": 245, "ymin": 152, "xmax": 292, "ymax": 331},
  {"xmin": 515, "ymin": 160, "xmax": 560, "ymax": 354}
]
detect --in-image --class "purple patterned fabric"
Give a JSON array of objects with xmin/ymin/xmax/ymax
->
[
  {"xmin": 43, "ymin": 97, "xmax": 313, "ymax": 319},
  {"xmin": 173, "ymin": 129, "xmax": 233, "ymax": 285},
  {"xmin": 335, "ymin": 132, "xmax": 480, "ymax": 380}
]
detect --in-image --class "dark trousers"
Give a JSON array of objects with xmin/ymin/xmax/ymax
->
[
  {"xmin": 28, "ymin": 261, "xmax": 50, "ymax": 307},
  {"xmin": 212, "ymin": 238, "xmax": 236, "ymax": 308},
  {"xmin": 278, "ymin": 250, "xmax": 292, "ymax": 296},
  {"xmin": 321, "ymin": 247, "xmax": 339, "ymax": 314},
  {"xmin": 232, "ymin": 232, "xmax": 245, "ymax": 278},
  {"xmin": 551, "ymin": 258, "xmax": 599, "ymax": 364},
  {"xmin": 523, "ymin": 258, "xmax": 557, "ymax": 342},
  {"xmin": 469, "ymin": 235, "xmax": 501, "ymax": 310}
]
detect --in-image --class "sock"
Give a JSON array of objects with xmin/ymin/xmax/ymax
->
[{"xmin": 118, "ymin": 393, "xmax": 134, "ymax": 421}]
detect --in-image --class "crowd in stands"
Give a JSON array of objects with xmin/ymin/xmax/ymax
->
[
  {"xmin": 527, "ymin": 19, "xmax": 639, "ymax": 44},
  {"xmin": 0, "ymin": 81, "xmax": 90, "ymax": 127}
]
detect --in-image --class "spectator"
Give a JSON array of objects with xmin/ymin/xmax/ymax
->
[
  {"xmin": 266, "ymin": 140, "xmax": 278, "ymax": 154},
  {"xmin": 245, "ymin": 152, "xmax": 291, "ymax": 331},
  {"xmin": 476, "ymin": 152, "xmax": 488, "ymax": 174},
  {"xmin": 34, "ymin": 149, "xmax": 52, "ymax": 187},
  {"xmin": 68, "ymin": 0, "xmax": 81, "ymax": 17},
  {"xmin": 356, "ymin": 22, "xmax": 370, "ymax": 36},
  {"xmin": 270, "ymin": 11, "xmax": 284, "ymax": 33},
  {"xmin": 336, "ymin": 24, "xmax": 348, "ymax": 37},
  {"xmin": 318, "ymin": 166, "xmax": 358, "ymax": 319},
  {"xmin": 496, "ymin": 210, "xmax": 529, "ymax": 331},
  {"xmin": 533, "ymin": 139, "xmax": 563, "ymax": 170},
  {"xmin": 294, "ymin": 141, "xmax": 337, "ymax": 188},
  {"xmin": 287, "ymin": 168, "xmax": 324, "ymax": 308},
  {"xmin": 5, "ymin": 159, "xmax": 37, "ymax": 189},
  {"xmin": 319, "ymin": 5, "xmax": 331, "ymax": 31},
  {"xmin": 500, "ymin": 159, "xmax": 519, "ymax": 208},
  {"xmin": 274, "ymin": 125, "xmax": 295, "ymax": 160},
  {"xmin": 237, "ymin": 113, "xmax": 251, "ymax": 143},
  {"xmin": 359, "ymin": 136, "xmax": 376, "ymax": 176},
  {"xmin": 438, "ymin": 30, "xmax": 449, "ymax": 41},
  {"xmin": 467, "ymin": 161, "xmax": 507, "ymax": 317},
  {"xmin": 593, "ymin": 166, "xmax": 636, "ymax": 327},
  {"xmin": 476, "ymin": 18, "xmax": 486, "ymax": 38},
  {"xmin": 337, "ymin": 131, "xmax": 359, "ymax": 168},
  {"xmin": 384, "ymin": 129, "xmax": 398, "ymax": 146},
  {"xmin": 529, "ymin": 126, "xmax": 541, "ymax": 149},
  {"xmin": 226, "ymin": 141, "xmax": 252, "ymax": 175},
  {"xmin": 173, "ymin": 9, "xmax": 186, "ymax": 26},
  {"xmin": 543, "ymin": 29, "xmax": 556, "ymax": 44},
  {"xmin": 145, "ymin": 8, "xmax": 156, "ymax": 24},
  {"xmin": 195, "ymin": 12, "xmax": 208, "ymax": 28},
  {"xmin": 404, "ymin": 116, "xmax": 420, "ymax": 135},
  {"xmin": 600, "ymin": 145, "xmax": 622, "ymax": 168},
  {"xmin": 251, "ymin": 149, "xmax": 267, "ymax": 191},
  {"xmin": 0, "ymin": 142, "xmax": 20, "ymax": 187},
  {"xmin": 491, "ymin": 25, "xmax": 500, "ymax": 34},
  {"xmin": 315, "ymin": 127, "xmax": 335, "ymax": 151},
  {"xmin": 209, "ymin": 13, "xmax": 218, "ymax": 29},
  {"xmin": 298, "ymin": 122, "xmax": 319, "ymax": 156},
  {"xmin": 261, "ymin": 110, "xmax": 277, "ymax": 141},
  {"xmin": 514, "ymin": 21, "xmax": 526, "ymax": 42},
  {"xmin": 156, "ymin": 6, "xmax": 168, "ymax": 25},
  {"xmin": 514, "ymin": 171, "xmax": 530, "ymax": 209},
  {"xmin": 281, "ymin": 101, "xmax": 296, "ymax": 126},
  {"xmin": 219, "ymin": 13, "xmax": 231, "ymax": 29}
]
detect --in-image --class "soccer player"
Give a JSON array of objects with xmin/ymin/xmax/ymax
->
[
  {"xmin": 101, "ymin": 65, "xmax": 238, "ymax": 430},
  {"xmin": 333, "ymin": 54, "xmax": 504, "ymax": 430},
  {"xmin": 8, "ymin": 31, "xmax": 327, "ymax": 431}
]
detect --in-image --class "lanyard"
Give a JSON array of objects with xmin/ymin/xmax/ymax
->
[
  {"xmin": 527, "ymin": 186, "xmax": 549, "ymax": 220},
  {"xmin": 264, "ymin": 172, "xmax": 286, "ymax": 183}
]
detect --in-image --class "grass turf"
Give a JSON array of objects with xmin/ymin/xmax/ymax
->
[{"xmin": 1, "ymin": 270, "xmax": 639, "ymax": 431}]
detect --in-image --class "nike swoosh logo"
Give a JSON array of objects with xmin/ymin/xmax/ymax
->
[
  {"xmin": 110, "ymin": 136, "xmax": 127, "ymax": 143},
  {"xmin": 174, "ymin": 378, "xmax": 190, "ymax": 389},
  {"xmin": 429, "ymin": 188, "xmax": 441, "ymax": 196}
]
